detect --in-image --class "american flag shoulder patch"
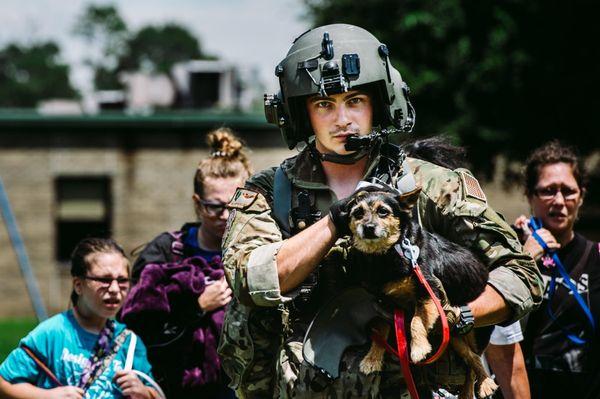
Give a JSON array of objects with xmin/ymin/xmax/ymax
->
[
  {"xmin": 228, "ymin": 188, "xmax": 258, "ymax": 209},
  {"xmin": 459, "ymin": 171, "xmax": 487, "ymax": 203}
]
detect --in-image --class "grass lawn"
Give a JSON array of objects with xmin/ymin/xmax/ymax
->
[{"xmin": 0, "ymin": 318, "xmax": 38, "ymax": 362}]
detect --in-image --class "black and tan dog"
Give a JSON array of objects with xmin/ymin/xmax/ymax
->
[{"xmin": 346, "ymin": 188, "xmax": 498, "ymax": 399}]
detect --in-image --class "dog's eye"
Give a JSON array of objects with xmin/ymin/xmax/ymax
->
[
  {"xmin": 376, "ymin": 207, "xmax": 390, "ymax": 217},
  {"xmin": 351, "ymin": 207, "xmax": 365, "ymax": 219}
]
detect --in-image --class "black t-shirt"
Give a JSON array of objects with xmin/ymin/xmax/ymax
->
[{"xmin": 521, "ymin": 232, "xmax": 600, "ymax": 398}]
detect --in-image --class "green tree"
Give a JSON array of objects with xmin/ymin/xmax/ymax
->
[
  {"xmin": 73, "ymin": 4, "xmax": 129, "ymax": 90},
  {"xmin": 305, "ymin": 0, "xmax": 600, "ymax": 173},
  {"xmin": 118, "ymin": 24, "xmax": 213, "ymax": 75},
  {"xmin": 73, "ymin": 5, "xmax": 212, "ymax": 92},
  {"xmin": 0, "ymin": 42, "xmax": 77, "ymax": 107}
]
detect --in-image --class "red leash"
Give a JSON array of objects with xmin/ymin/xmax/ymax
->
[
  {"xmin": 371, "ymin": 239, "xmax": 451, "ymax": 399},
  {"xmin": 394, "ymin": 309, "xmax": 421, "ymax": 399},
  {"xmin": 411, "ymin": 265, "xmax": 450, "ymax": 365}
]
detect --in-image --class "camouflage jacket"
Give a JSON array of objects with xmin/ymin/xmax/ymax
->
[{"xmin": 219, "ymin": 143, "xmax": 543, "ymax": 398}]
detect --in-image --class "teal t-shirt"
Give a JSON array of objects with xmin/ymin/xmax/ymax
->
[{"xmin": 0, "ymin": 310, "xmax": 153, "ymax": 399}]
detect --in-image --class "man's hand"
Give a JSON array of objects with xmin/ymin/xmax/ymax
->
[
  {"xmin": 114, "ymin": 370, "xmax": 155, "ymax": 399},
  {"xmin": 198, "ymin": 277, "xmax": 232, "ymax": 312},
  {"xmin": 45, "ymin": 386, "xmax": 84, "ymax": 399},
  {"xmin": 328, "ymin": 195, "xmax": 355, "ymax": 237}
]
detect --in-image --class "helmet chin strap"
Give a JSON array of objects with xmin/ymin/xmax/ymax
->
[{"xmin": 308, "ymin": 142, "xmax": 371, "ymax": 165}]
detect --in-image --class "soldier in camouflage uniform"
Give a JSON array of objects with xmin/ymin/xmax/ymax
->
[{"xmin": 218, "ymin": 24, "xmax": 543, "ymax": 398}]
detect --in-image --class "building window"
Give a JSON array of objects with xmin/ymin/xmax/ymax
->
[
  {"xmin": 190, "ymin": 72, "xmax": 220, "ymax": 108},
  {"xmin": 55, "ymin": 177, "xmax": 112, "ymax": 261}
]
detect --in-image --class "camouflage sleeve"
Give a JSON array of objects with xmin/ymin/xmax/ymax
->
[
  {"xmin": 222, "ymin": 187, "xmax": 291, "ymax": 308},
  {"xmin": 410, "ymin": 159, "xmax": 543, "ymax": 322}
]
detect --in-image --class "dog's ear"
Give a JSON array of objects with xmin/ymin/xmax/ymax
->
[
  {"xmin": 345, "ymin": 190, "xmax": 368, "ymax": 211},
  {"xmin": 396, "ymin": 187, "xmax": 422, "ymax": 213},
  {"xmin": 344, "ymin": 190, "xmax": 366, "ymax": 212}
]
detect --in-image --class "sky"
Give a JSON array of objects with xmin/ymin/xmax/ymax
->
[{"xmin": 0, "ymin": 0, "xmax": 310, "ymax": 94}]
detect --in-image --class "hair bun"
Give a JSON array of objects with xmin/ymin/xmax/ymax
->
[
  {"xmin": 194, "ymin": 127, "xmax": 252, "ymax": 196},
  {"xmin": 207, "ymin": 128, "xmax": 243, "ymax": 159}
]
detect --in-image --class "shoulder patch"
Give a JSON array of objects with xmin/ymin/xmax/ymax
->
[
  {"xmin": 228, "ymin": 188, "xmax": 258, "ymax": 209},
  {"xmin": 459, "ymin": 171, "xmax": 487, "ymax": 203}
]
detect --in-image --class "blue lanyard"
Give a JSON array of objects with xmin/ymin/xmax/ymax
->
[{"xmin": 529, "ymin": 217, "xmax": 595, "ymax": 345}]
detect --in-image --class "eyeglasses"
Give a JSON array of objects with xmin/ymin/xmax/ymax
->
[
  {"xmin": 200, "ymin": 200, "xmax": 228, "ymax": 217},
  {"xmin": 83, "ymin": 276, "xmax": 131, "ymax": 289},
  {"xmin": 534, "ymin": 186, "xmax": 580, "ymax": 201}
]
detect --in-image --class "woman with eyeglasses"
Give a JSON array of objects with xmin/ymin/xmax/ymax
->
[
  {"xmin": 513, "ymin": 140, "xmax": 599, "ymax": 399},
  {"xmin": 0, "ymin": 237, "xmax": 159, "ymax": 399},
  {"xmin": 120, "ymin": 128, "xmax": 251, "ymax": 399}
]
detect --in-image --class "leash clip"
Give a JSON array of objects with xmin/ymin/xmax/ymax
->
[{"xmin": 398, "ymin": 237, "xmax": 420, "ymax": 268}]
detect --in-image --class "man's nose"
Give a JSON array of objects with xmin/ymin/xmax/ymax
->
[{"xmin": 334, "ymin": 104, "xmax": 351, "ymax": 128}]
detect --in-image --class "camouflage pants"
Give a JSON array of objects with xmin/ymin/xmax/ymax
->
[
  {"xmin": 274, "ymin": 338, "xmax": 470, "ymax": 399},
  {"xmin": 275, "ymin": 339, "xmax": 415, "ymax": 399}
]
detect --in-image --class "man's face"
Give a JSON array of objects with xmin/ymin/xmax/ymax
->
[{"xmin": 306, "ymin": 90, "xmax": 373, "ymax": 155}]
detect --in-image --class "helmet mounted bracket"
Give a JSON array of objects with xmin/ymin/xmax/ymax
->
[{"xmin": 296, "ymin": 32, "xmax": 362, "ymax": 97}]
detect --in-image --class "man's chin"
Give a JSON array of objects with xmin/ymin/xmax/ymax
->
[
  {"xmin": 336, "ymin": 148, "xmax": 355, "ymax": 156},
  {"xmin": 320, "ymin": 144, "xmax": 356, "ymax": 156}
]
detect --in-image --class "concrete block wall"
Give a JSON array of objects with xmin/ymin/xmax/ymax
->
[{"xmin": 0, "ymin": 146, "xmax": 291, "ymax": 317}]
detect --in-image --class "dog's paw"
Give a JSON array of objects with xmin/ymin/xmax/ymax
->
[
  {"xmin": 476, "ymin": 377, "xmax": 498, "ymax": 398},
  {"xmin": 359, "ymin": 356, "xmax": 383, "ymax": 375},
  {"xmin": 410, "ymin": 341, "xmax": 432, "ymax": 363}
]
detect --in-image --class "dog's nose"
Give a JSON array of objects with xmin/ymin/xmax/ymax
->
[{"xmin": 363, "ymin": 224, "xmax": 377, "ymax": 239}]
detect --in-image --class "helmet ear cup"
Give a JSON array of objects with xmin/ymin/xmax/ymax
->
[
  {"xmin": 265, "ymin": 92, "xmax": 305, "ymax": 150},
  {"xmin": 284, "ymin": 96, "xmax": 313, "ymax": 149}
]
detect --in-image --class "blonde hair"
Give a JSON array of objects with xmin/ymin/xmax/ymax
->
[{"xmin": 194, "ymin": 128, "xmax": 252, "ymax": 196}]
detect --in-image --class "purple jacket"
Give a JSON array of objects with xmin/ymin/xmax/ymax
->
[{"xmin": 121, "ymin": 224, "xmax": 226, "ymax": 393}]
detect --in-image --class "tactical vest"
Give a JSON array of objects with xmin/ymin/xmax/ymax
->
[
  {"xmin": 272, "ymin": 143, "xmax": 415, "ymax": 324},
  {"xmin": 218, "ymin": 143, "xmax": 420, "ymax": 396}
]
